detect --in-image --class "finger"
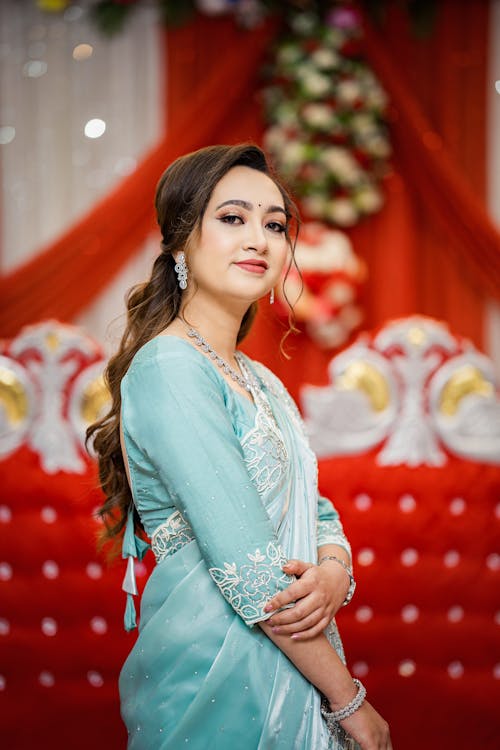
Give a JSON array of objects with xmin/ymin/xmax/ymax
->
[
  {"xmin": 267, "ymin": 593, "xmax": 323, "ymax": 625},
  {"xmin": 268, "ymin": 597, "xmax": 319, "ymax": 626},
  {"xmin": 283, "ymin": 559, "xmax": 313, "ymax": 576},
  {"xmin": 264, "ymin": 580, "xmax": 316, "ymax": 613},
  {"xmin": 271, "ymin": 608, "xmax": 324, "ymax": 634}
]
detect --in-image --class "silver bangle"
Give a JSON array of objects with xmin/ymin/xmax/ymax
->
[
  {"xmin": 318, "ymin": 554, "xmax": 356, "ymax": 606},
  {"xmin": 321, "ymin": 678, "xmax": 367, "ymax": 728}
]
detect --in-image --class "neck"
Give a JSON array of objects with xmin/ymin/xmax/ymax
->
[{"xmin": 178, "ymin": 293, "xmax": 248, "ymax": 362}]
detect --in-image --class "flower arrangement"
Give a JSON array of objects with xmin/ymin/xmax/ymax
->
[
  {"xmin": 36, "ymin": 0, "xmax": 437, "ymax": 38},
  {"xmin": 262, "ymin": 5, "xmax": 391, "ymax": 227},
  {"xmin": 279, "ymin": 222, "xmax": 367, "ymax": 349}
]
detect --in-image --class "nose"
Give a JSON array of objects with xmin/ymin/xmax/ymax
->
[{"xmin": 243, "ymin": 219, "xmax": 267, "ymax": 254}]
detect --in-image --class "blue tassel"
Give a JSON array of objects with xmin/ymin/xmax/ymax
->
[
  {"xmin": 122, "ymin": 504, "xmax": 138, "ymax": 560},
  {"xmin": 124, "ymin": 592, "xmax": 137, "ymax": 632},
  {"xmin": 121, "ymin": 504, "xmax": 150, "ymax": 631}
]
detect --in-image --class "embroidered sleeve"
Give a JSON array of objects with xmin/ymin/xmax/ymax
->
[
  {"xmin": 317, "ymin": 494, "xmax": 352, "ymax": 563},
  {"xmin": 121, "ymin": 346, "xmax": 294, "ymax": 627},
  {"xmin": 209, "ymin": 542, "xmax": 292, "ymax": 625}
]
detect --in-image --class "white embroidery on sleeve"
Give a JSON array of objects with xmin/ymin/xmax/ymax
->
[{"xmin": 208, "ymin": 542, "xmax": 293, "ymax": 625}]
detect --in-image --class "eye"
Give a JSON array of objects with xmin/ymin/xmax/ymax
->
[
  {"xmin": 266, "ymin": 221, "xmax": 286, "ymax": 234},
  {"xmin": 219, "ymin": 213, "xmax": 243, "ymax": 225}
]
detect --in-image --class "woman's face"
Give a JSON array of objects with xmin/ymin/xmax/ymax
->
[{"xmin": 184, "ymin": 165, "xmax": 290, "ymax": 307}]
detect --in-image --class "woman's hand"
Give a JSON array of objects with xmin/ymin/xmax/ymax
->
[
  {"xmin": 339, "ymin": 701, "xmax": 392, "ymax": 750},
  {"xmin": 263, "ymin": 558, "xmax": 350, "ymax": 639}
]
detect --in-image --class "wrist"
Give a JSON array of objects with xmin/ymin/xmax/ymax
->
[
  {"xmin": 325, "ymin": 681, "xmax": 358, "ymax": 712},
  {"xmin": 322, "ymin": 678, "xmax": 367, "ymax": 728},
  {"xmin": 318, "ymin": 554, "xmax": 356, "ymax": 606}
]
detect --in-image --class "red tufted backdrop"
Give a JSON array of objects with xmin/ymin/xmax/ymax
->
[{"xmin": 1, "ymin": 316, "xmax": 499, "ymax": 749}]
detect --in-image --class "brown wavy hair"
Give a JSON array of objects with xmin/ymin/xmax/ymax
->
[{"xmin": 86, "ymin": 143, "xmax": 301, "ymax": 553}]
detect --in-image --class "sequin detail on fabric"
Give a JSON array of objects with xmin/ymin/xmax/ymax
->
[
  {"xmin": 240, "ymin": 391, "xmax": 289, "ymax": 496},
  {"xmin": 151, "ymin": 510, "xmax": 195, "ymax": 563},
  {"xmin": 317, "ymin": 520, "xmax": 353, "ymax": 559},
  {"xmin": 236, "ymin": 354, "xmax": 289, "ymax": 498},
  {"xmin": 208, "ymin": 542, "xmax": 293, "ymax": 625},
  {"xmin": 251, "ymin": 360, "xmax": 306, "ymax": 434}
]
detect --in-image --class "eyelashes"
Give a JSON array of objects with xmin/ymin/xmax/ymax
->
[
  {"xmin": 267, "ymin": 221, "xmax": 287, "ymax": 234},
  {"xmin": 219, "ymin": 214, "xmax": 242, "ymax": 225},
  {"xmin": 218, "ymin": 213, "xmax": 286, "ymax": 234}
]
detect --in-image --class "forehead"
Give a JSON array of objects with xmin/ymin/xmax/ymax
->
[{"xmin": 209, "ymin": 165, "xmax": 284, "ymax": 207}]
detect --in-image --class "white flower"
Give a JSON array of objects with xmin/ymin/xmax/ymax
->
[
  {"xmin": 302, "ymin": 103, "xmax": 334, "ymax": 129},
  {"xmin": 326, "ymin": 198, "xmax": 359, "ymax": 226},
  {"xmin": 351, "ymin": 113, "xmax": 375, "ymax": 136},
  {"xmin": 300, "ymin": 69, "xmax": 331, "ymax": 97},
  {"xmin": 355, "ymin": 184, "xmax": 384, "ymax": 213},
  {"xmin": 295, "ymin": 223, "xmax": 355, "ymax": 272},
  {"xmin": 290, "ymin": 12, "xmax": 317, "ymax": 35},
  {"xmin": 263, "ymin": 125, "xmax": 287, "ymax": 153},
  {"xmin": 337, "ymin": 79, "xmax": 362, "ymax": 105},
  {"xmin": 365, "ymin": 86, "xmax": 388, "ymax": 110},
  {"xmin": 302, "ymin": 194, "xmax": 330, "ymax": 219},
  {"xmin": 281, "ymin": 140, "xmax": 307, "ymax": 169},
  {"xmin": 310, "ymin": 48, "xmax": 340, "ymax": 70},
  {"xmin": 196, "ymin": 0, "xmax": 232, "ymax": 15},
  {"xmin": 320, "ymin": 147, "xmax": 362, "ymax": 185},
  {"xmin": 364, "ymin": 135, "xmax": 391, "ymax": 158},
  {"xmin": 275, "ymin": 102, "xmax": 300, "ymax": 128}
]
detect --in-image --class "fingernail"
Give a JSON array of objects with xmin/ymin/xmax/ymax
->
[
  {"xmin": 272, "ymin": 627, "xmax": 280, "ymax": 634},
  {"xmin": 264, "ymin": 604, "xmax": 272, "ymax": 612},
  {"xmin": 290, "ymin": 633, "xmax": 300, "ymax": 640}
]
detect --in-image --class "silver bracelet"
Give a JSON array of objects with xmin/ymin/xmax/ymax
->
[
  {"xmin": 321, "ymin": 678, "xmax": 367, "ymax": 728},
  {"xmin": 318, "ymin": 554, "xmax": 356, "ymax": 606}
]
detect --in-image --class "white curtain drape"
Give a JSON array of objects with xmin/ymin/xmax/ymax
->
[{"xmin": 0, "ymin": 0, "xmax": 163, "ymax": 353}]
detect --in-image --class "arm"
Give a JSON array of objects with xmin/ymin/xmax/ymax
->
[
  {"xmin": 263, "ymin": 494, "xmax": 355, "ymax": 638},
  {"xmin": 258, "ymin": 624, "xmax": 391, "ymax": 750},
  {"xmin": 122, "ymin": 347, "xmax": 295, "ymax": 626},
  {"xmin": 316, "ymin": 493, "xmax": 352, "ymax": 563}
]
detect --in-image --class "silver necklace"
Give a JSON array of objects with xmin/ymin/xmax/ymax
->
[{"xmin": 186, "ymin": 326, "xmax": 256, "ymax": 393}]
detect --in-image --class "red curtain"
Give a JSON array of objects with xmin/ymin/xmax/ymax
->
[
  {"xmin": 245, "ymin": 1, "xmax": 499, "ymax": 401},
  {"xmin": 1, "ymin": 4, "xmax": 498, "ymax": 369}
]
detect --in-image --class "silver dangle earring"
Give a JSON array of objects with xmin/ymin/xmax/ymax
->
[
  {"xmin": 270, "ymin": 287, "xmax": 275, "ymax": 305},
  {"xmin": 174, "ymin": 252, "xmax": 188, "ymax": 290}
]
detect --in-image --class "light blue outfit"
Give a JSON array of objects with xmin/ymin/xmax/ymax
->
[{"xmin": 119, "ymin": 336, "xmax": 358, "ymax": 750}]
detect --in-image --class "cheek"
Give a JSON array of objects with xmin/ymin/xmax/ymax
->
[
  {"xmin": 199, "ymin": 223, "xmax": 235, "ymax": 258},
  {"xmin": 273, "ymin": 239, "xmax": 291, "ymax": 269},
  {"xmin": 193, "ymin": 228, "xmax": 228, "ymax": 266}
]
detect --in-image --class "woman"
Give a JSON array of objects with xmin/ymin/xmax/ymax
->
[{"xmin": 88, "ymin": 144, "xmax": 391, "ymax": 750}]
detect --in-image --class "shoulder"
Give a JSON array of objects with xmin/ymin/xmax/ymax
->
[{"xmin": 123, "ymin": 336, "xmax": 221, "ymax": 393}]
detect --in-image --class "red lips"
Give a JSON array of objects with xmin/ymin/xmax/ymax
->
[{"xmin": 234, "ymin": 259, "xmax": 268, "ymax": 274}]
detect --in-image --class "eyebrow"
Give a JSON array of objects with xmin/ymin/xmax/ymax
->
[{"xmin": 215, "ymin": 199, "xmax": 287, "ymax": 216}]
